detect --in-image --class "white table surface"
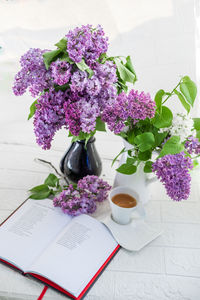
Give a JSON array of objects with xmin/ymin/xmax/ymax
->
[{"xmin": 1, "ymin": 66, "xmax": 200, "ymax": 300}]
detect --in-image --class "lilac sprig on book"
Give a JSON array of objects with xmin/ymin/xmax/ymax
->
[
  {"xmin": 53, "ymin": 175, "xmax": 111, "ymax": 216},
  {"xmin": 29, "ymin": 172, "xmax": 111, "ymax": 216}
]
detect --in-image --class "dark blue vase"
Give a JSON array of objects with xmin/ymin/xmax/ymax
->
[{"xmin": 60, "ymin": 137, "xmax": 102, "ymax": 183}]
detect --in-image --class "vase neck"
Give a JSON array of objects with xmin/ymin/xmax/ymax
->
[{"xmin": 77, "ymin": 137, "xmax": 95, "ymax": 144}]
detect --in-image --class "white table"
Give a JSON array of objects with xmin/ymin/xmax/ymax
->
[
  {"xmin": 1, "ymin": 68, "xmax": 200, "ymax": 300},
  {"xmin": 1, "ymin": 131, "xmax": 200, "ymax": 300}
]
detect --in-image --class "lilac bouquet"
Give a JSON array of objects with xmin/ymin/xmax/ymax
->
[
  {"xmin": 107, "ymin": 76, "xmax": 200, "ymax": 201},
  {"xmin": 13, "ymin": 24, "xmax": 136, "ymax": 149}
]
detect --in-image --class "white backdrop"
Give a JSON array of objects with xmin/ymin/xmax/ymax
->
[{"xmin": 0, "ymin": 0, "xmax": 199, "ymax": 157}]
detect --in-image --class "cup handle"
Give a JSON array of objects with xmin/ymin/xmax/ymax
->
[{"xmin": 135, "ymin": 202, "xmax": 146, "ymax": 218}]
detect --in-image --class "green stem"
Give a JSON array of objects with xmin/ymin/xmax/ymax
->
[
  {"xmin": 34, "ymin": 158, "xmax": 69, "ymax": 185},
  {"xmin": 162, "ymin": 81, "xmax": 181, "ymax": 105}
]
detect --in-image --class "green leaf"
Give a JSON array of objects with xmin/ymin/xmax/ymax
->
[
  {"xmin": 68, "ymin": 131, "xmax": 73, "ymax": 137},
  {"xmin": 29, "ymin": 184, "xmax": 49, "ymax": 193},
  {"xmin": 116, "ymin": 163, "xmax": 137, "ymax": 175},
  {"xmin": 126, "ymin": 157, "xmax": 137, "ymax": 164},
  {"xmin": 43, "ymin": 49, "xmax": 62, "ymax": 70},
  {"xmin": 71, "ymin": 131, "xmax": 96, "ymax": 146},
  {"xmin": 159, "ymin": 136, "xmax": 184, "ymax": 158},
  {"xmin": 59, "ymin": 52, "xmax": 74, "ymax": 64},
  {"xmin": 134, "ymin": 132, "xmax": 155, "ymax": 152},
  {"xmin": 193, "ymin": 118, "xmax": 200, "ymax": 131},
  {"xmin": 193, "ymin": 159, "xmax": 199, "ymax": 168},
  {"xmin": 125, "ymin": 56, "xmax": 137, "ymax": 82},
  {"xmin": 44, "ymin": 173, "xmax": 59, "ymax": 187},
  {"xmin": 127, "ymin": 131, "xmax": 135, "ymax": 145},
  {"xmin": 28, "ymin": 100, "xmax": 37, "ymax": 120},
  {"xmin": 180, "ymin": 76, "xmax": 197, "ymax": 106},
  {"xmin": 116, "ymin": 78, "xmax": 128, "ymax": 93},
  {"xmin": 111, "ymin": 147, "xmax": 126, "ymax": 167},
  {"xmin": 118, "ymin": 132, "xmax": 127, "ymax": 139},
  {"xmin": 174, "ymin": 90, "xmax": 190, "ymax": 113},
  {"xmin": 144, "ymin": 161, "xmax": 153, "ymax": 173},
  {"xmin": 54, "ymin": 83, "xmax": 69, "ymax": 92},
  {"xmin": 196, "ymin": 130, "xmax": 200, "ymax": 142},
  {"xmin": 153, "ymin": 106, "xmax": 173, "ymax": 128},
  {"xmin": 99, "ymin": 53, "xmax": 108, "ymax": 63},
  {"xmin": 29, "ymin": 190, "xmax": 51, "ymax": 200},
  {"xmin": 153, "ymin": 131, "xmax": 168, "ymax": 147},
  {"xmin": 114, "ymin": 58, "xmax": 137, "ymax": 84},
  {"xmin": 76, "ymin": 59, "xmax": 94, "ymax": 78},
  {"xmin": 55, "ymin": 38, "xmax": 67, "ymax": 51},
  {"xmin": 154, "ymin": 89, "xmax": 165, "ymax": 110},
  {"xmin": 138, "ymin": 150, "xmax": 152, "ymax": 161},
  {"xmin": 96, "ymin": 117, "xmax": 106, "ymax": 132}
]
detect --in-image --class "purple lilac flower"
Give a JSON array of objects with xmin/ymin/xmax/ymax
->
[
  {"xmin": 127, "ymin": 89, "xmax": 155, "ymax": 122},
  {"xmin": 13, "ymin": 48, "xmax": 52, "ymax": 97},
  {"xmin": 102, "ymin": 89, "xmax": 155, "ymax": 134},
  {"xmin": 185, "ymin": 136, "xmax": 200, "ymax": 155},
  {"xmin": 102, "ymin": 92, "xmax": 129, "ymax": 134},
  {"xmin": 51, "ymin": 59, "xmax": 72, "ymax": 86},
  {"xmin": 94, "ymin": 61, "xmax": 117, "ymax": 85},
  {"xmin": 65, "ymin": 60, "xmax": 117, "ymax": 136},
  {"xmin": 13, "ymin": 26, "xmax": 119, "ymax": 147},
  {"xmin": 85, "ymin": 76, "xmax": 101, "ymax": 96},
  {"xmin": 53, "ymin": 176, "xmax": 111, "ymax": 216},
  {"xmin": 53, "ymin": 187, "xmax": 96, "ymax": 216},
  {"xmin": 97, "ymin": 85, "xmax": 117, "ymax": 109},
  {"xmin": 64, "ymin": 100, "xmax": 81, "ymax": 136},
  {"xmin": 152, "ymin": 152, "xmax": 193, "ymax": 201},
  {"xmin": 33, "ymin": 89, "xmax": 66, "ymax": 149},
  {"xmin": 77, "ymin": 175, "xmax": 111, "ymax": 202},
  {"xmin": 66, "ymin": 24, "xmax": 108, "ymax": 64},
  {"xmin": 70, "ymin": 70, "xmax": 88, "ymax": 93},
  {"xmin": 79, "ymin": 100, "xmax": 100, "ymax": 133}
]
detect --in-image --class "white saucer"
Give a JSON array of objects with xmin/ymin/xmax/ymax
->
[{"xmin": 101, "ymin": 214, "xmax": 163, "ymax": 251}]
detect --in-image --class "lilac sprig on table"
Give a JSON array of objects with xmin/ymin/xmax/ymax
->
[
  {"xmin": 53, "ymin": 175, "xmax": 111, "ymax": 216},
  {"xmin": 13, "ymin": 24, "xmax": 137, "ymax": 150},
  {"xmin": 29, "ymin": 173, "xmax": 111, "ymax": 216}
]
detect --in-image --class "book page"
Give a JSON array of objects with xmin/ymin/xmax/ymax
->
[
  {"xmin": 0, "ymin": 199, "xmax": 71, "ymax": 271},
  {"xmin": 28, "ymin": 214, "xmax": 117, "ymax": 297}
]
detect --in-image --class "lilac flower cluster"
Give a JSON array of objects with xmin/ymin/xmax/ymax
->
[
  {"xmin": 77, "ymin": 175, "xmax": 111, "ymax": 202},
  {"xmin": 34, "ymin": 89, "xmax": 67, "ymax": 149},
  {"xmin": 13, "ymin": 48, "xmax": 52, "ymax": 97},
  {"xmin": 128, "ymin": 89, "xmax": 155, "ymax": 121},
  {"xmin": 51, "ymin": 59, "xmax": 72, "ymax": 86},
  {"xmin": 53, "ymin": 175, "xmax": 111, "ymax": 216},
  {"xmin": 66, "ymin": 24, "xmax": 108, "ymax": 64},
  {"xmin": 64, "ymin": 60, "xmax": 117, "ymax": 136},
  {"xmin": 152, "ymin": 152, "xmax": 193, "ymax": 201},
  {"xmin": 13, "ymin": 25, "xmax": 118, "ymax": 148},
  {"xmin": 102, "ymin": 89, "xmax": 155, "ymax": 134},
  {"xmin": 185, "ymin": 136, "xmax": 200, "ymax": 155},
  {"xmin": 64, "ymin": 100, "xmax": 81, "ymax": 136}
]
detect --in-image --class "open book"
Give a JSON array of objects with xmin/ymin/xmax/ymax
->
[{"xmin": 0, "ymin": 199, "xmax": 119, "ymax": 299}]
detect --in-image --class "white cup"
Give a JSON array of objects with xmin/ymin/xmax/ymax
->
[{"xmin": 109, "ymin": 186, "xmax": 145, "ymax": 225}]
